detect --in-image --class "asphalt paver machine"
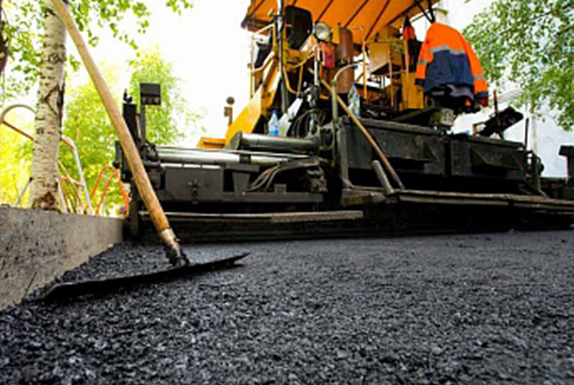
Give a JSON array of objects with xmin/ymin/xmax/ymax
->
[{"xmin": 116, "ymin": 0, "xmax": 574, "ymax": 241}]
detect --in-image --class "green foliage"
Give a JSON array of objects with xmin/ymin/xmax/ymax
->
[
  {"xmin": 128, "ymin": 46, "xmax": 202, "ymax": 145},
  {"xmin": 60, "ymin": 49, "xmax": 200, "ymax": 211},
  {"xmin": 464, "ymin": 0, "xmax": 574, "ymax": 130},
  {"xmin": 0, "ymin": 119, "xmax": 33, "ymax": 205},
  {"xmin": 58, "ymin": 68, "xmax": 119, "ymax": 211},
  {"xmin": 2, "ymin": 0, "xmax": 193, "ymax": 95}
]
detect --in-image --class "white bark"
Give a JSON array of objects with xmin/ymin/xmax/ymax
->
[{"xmin": 31, "ymin": 1, "xmax": 67, "ymax": 210}]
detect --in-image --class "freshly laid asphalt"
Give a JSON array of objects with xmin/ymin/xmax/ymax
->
[{"xmin": 1, "ymin": 230, "xmax": 573, "ymax": 384}]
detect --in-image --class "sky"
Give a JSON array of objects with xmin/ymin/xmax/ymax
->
[
  {"xmin": 141, "ymin": 0, "xmax": 253, "ymax": 140},
  {"xmin": 71, "ymin": 0, "xmax": 253, "ymax": 145}
]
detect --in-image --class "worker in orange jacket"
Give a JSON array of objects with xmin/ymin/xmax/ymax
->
[
  {"xmin": 403, "ymin": 18, "xmax": 419, "ymax": 70},
  {"xmin": 403, "ymin": 18, "xmax": 416, "ymax": 40},
  {"xmin": 415, "ymin": 22, "xmax": 489, "ymax": 108}
]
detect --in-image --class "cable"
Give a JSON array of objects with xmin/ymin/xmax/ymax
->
[{"xmin": 247, "ymin": 158, "xmax": 322, "ymax": 192}]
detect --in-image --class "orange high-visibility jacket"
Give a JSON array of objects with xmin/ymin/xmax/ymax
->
[
  {"xmin": 415, "ymin": 22, "xmax": 488, "ymax": 106},
  {"xmin": 403, "ymin": 18, "xmax": 415, "ymax": 40}
]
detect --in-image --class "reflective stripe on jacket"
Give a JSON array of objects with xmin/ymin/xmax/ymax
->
[{"xmin": 415, "ymin": 23, "xmax": 488, "ymax": 105}]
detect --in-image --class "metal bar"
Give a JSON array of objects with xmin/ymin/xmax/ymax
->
[
  {"xmin": 63, "ymin": 136, "xmax": 93, "ymax": 214},
  {"xmin": 231, "ymin": 133, "xmax": 319, "ymax": 154},
  {"xmin": 524, "ymin": 118, "xmax": 530, "ymax": 150},
  {"xmin": 89, "ymin": 166, "xmax": 111, "ymax": 202},
  {"xmin": 404, "ymin": 39, "xmax": 410, "ymax": 107},
  {"xmin": 0, "ymin": 104, "xmax": 36, "ymax": 132},
  {"xmin": 14, "ymin": 178, "xmax": 32, "ymax": 207},
  {"xmin": 115, "ymin": 169, "xmax": 130, "ymax": 215},
  {"xmin": 2, "ymin": 120, "xmax": 33, "ymax": 140},
  {"xmin": 337, "ymin": 126, "xmax": 350, "ymax": 183},
  {"xmin": 155, "ymin": 148, "xmax": 305, "ymax": 167},
  {"xmin": 245, "ymin": 0, "xmax": 267, "ymax": 25},
  {"xmin": 372, "ymin": 160, "xmax": 394, "ymax": 196},
  {"xmin": 427, "ymin": 0, "xmax": 436, "ymax": 22},
  {"xmin": 143, "ymin": 211, "xmax": 364, "ymax": 222},
  {"xmin": 39, "ymin": 253, "xmax": 250, "ymax": 301},
  {"xmin": 2, "ymin": 117, "xmax": 93, "ymax": 214},
  {"xmin": 413, "ymin": 0, "xmax": 433, "ymax": 23},
  {"xmin": 140, "ymin": 104, "xmax": 147, "ymax": 144},
  {"xmin": 386, "ymin": 0, "xmax": 439, "ymax": 28},
  {"xmin": 399, "ymin": 196, "xmax": 509, "ymax": 207},
  {"xmin": 349, "ymin": 26, "xmax": 368, "ymax": 99},
  {"xmin": 95, "ymin": 172, "xmax": 115, "ymax": 216},
  {"xmin": 318, "ymin": 74, "xmax": 405, "ymax": 189},
  {"xmin": 395, "ymin": 189, "xmax": 574, "ymax": 207},
  {"xmin": 58, "ymin": 161, "xmax": 82, "ymax": 212},
  {"xmin": 277, "ymin": 0, "xmax": 289, "ymax": 114},
  {"xmin": 57, "ymin": 176, "xmax": 69, "ymax": 213}
]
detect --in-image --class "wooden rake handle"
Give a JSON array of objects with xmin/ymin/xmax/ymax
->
[{"xmin": 48, "ymin": 0, "xmax": 183, "ymax": 257}]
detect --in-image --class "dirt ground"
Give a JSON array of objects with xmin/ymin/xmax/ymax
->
[{"xmin": 1, "ymin": 230, "xmax": 573, "ymax": 384}]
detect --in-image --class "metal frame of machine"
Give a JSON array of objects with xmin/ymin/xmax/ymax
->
[{"xmin": 115, "ymin": 1, "xmax": 574, "ymax": 240}]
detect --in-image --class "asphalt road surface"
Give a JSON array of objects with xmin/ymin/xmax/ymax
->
[{"xmin": 1, "ymin": 230, "xmax": 573, "ymax": 384}]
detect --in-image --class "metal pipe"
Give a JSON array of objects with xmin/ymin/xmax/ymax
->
[
  {"xmin": 337, "ymin": 126, "xmax": 350, "ymax": 183},
  {"xmin": 524, "ymin": 118, "xmax": 530, "ymax": 150},
  {"xmin": 0, "ymin": 104, "xmax": 35, "ymax": 127},
  {"xmin": 2, "ymin": 120, "xmax": 33, "ymax": 140},
  {"xmin": 331, "ymin": 81, "xmax": 339, "ymax": 127},
  {"xmin": 313, "ymin": 49, "xmax": 320, "ymax": 87},
  {"xmin": 335, "ymin": 27, "xmax": 355, "ymax": 94},
  {"xmin": 331, "ymin": 64, "xmax": 358, "ymax": 170},
  {"xmin": 155, "ymin": 148, "xmax": 307, "ymax": 167},
  {"xmin": 62, "ymin": 135, "xmax": 93, "ymax": 214},
  {"xmin": 230, "ymin": 133, "xmax": 319, "ymax": 154},
  {"xmin": 532, "ymin": 154, "xmax": 544, "ymax": 195},
  {"xmin": 14, "ymin": 178, "xmax": 32, "ymax": 208},
  {"xmin": 140, "ymin": 104, "xmax": 147, "ymax": 144},
  {"xmin": 334, "ymin": 64, "xmax": 359, "ymax": 88},
  {"xmin": 320, "ymin": 75, "xmax": 405, "ymax": 190},
  {"xmin": 331, "ymin": 64, "xmax": 359, "ymax": 128},
  {"xmin": 1, "ymin": 104, "xmax": 93, "ymax": 214},
  {"xmin": 372, "ymin": 160, "xmax": 394, "ymax": 196},
  {"xmin": 57, "ymin": 180, "xmax": 68, "ymax": 213},
  {"xmin": 276, "ymin": 0, "xmax": 288, "ymax": 114},
  {"xmin": 349, "ymin": 26, "xmax": 368, "ymax": 99}
]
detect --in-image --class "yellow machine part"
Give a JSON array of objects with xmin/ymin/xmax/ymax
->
[
  {"xmin": 401, "ymin": 73, "xmax": 425, "ymax": 110},
  {"xmin": 225, "ymin": 58, "xmax": 281, "ymax": 144},
  {"xmin": 197, "ymin": 137, "xmax": 226, "ymax": 150},
  {"xmin": 197, "ymin": 0, "xmax": 440, "ymax": 150},
  {"xmin": 367, "ymin": 28, "xmax": 425, "ymax": 111}
]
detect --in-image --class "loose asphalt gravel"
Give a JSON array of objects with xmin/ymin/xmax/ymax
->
[{"xmin": 1, "ymin": 230, "xmax": 574, "ymax": 384}]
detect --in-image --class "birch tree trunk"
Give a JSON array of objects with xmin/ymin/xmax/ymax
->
[{"xmin": 30, "ymin": 0, "xmax": 67, "ymax": 210}]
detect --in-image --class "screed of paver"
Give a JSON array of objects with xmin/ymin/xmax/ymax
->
[{"xmin": 1, "ymin": 230, "xmax": 573, "ymax": 385}]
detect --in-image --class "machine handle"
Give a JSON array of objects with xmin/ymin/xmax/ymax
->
[{"xmin": 319, "ymin": 76, "xmax": 405, "ymax": 190}]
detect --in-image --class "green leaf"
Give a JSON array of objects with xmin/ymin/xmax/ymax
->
[
  {"xmin": 3, "ymin": 0, "xmax": 194, "ymax": 96},
  {"xmin": 464, "ymin": 0, "xmax": 574, "ymax": 131}
]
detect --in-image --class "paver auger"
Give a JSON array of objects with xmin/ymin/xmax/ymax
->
[{"xmin": 116, "ymin": 0, "xmax": 574, "ymax": 242}]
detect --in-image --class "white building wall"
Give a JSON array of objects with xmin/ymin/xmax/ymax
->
[{"xmin": 416, "ymin": 0, "xmax": 574, "ymax": 177}]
